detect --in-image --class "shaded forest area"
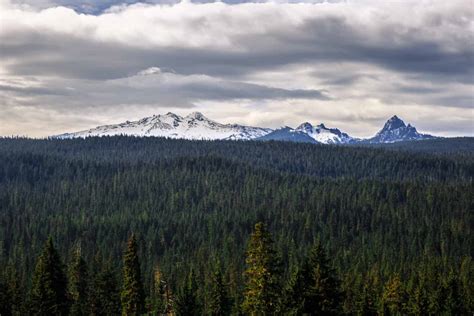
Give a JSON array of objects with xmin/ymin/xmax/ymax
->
[{"xmin": 0, "ymin": 136, "xmax": 472, "ymax": 314}]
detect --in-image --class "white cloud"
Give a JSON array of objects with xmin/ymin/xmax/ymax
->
[{"xmin": 0, "ymin": 0, "xmax": 473, "ymax": 137}]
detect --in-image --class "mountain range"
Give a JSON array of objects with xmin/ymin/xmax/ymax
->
[{"xmin": 55, "ymin": 112, "xmax": 436, "ymax": 144}]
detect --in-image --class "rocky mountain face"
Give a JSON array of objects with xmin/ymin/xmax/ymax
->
[
  {"xmin": 55, "ymin": 113, "xmax": 435, "ymax": 144},
  {"xmin": 366, "ymin": 115, "xmax": 435, "ymax": 143}
]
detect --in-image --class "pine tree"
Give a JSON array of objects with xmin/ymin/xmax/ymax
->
[
  {"xmin": 175, "ymin": 269, "xmax": 201, "ymax": 316},
  {"xmin": 69, "ymin": 249, "xmax": 89, "ymax": 316},
  {"xmin": 406, "ymin": 275, "xmax": 429, "ymax": 316},
  {"xmin": 30, "ymin": 237, "xmax": 69, "ymax": 315},
  {"xmin": 207, "ymin": 261, "xmax": 231, "ymax": 316},
  {"xmin": 89, "ymin": 258, "xmax": 121, "ymax": 316},
  {"xmin": 441, "ymin": 271, "xmax": 465, "ymax": 315},
  {"xmin": 381, "ymin": 274, "xmax": 405, "ymax": 315},
  {"xmin": 288, "ymin": 241, "xmax": 342, "ymax": 315},
  {"xmin": 150, "ymin": 265, "xmax": 174, "ymax": 315},
  {"xmin": 356, "ymin": 282, "xmax": 378, "ymax": 316},
  {"xmin": 121, "ymin": 234, "xmax": 145, "ymax": 316},
  {"xmin": 0, "ymin": 265, "xmax": 25, "ymax": 316},
  {"xmin": 356, "ymin": 271, "xmax": 379, "ymax": 316},
  {"xmin": 0, "ymin": 276, "xmax": 11, "ymax": 316},
  {"xmin": 242, "ymin": 222, "xmax": 282, "ymax": 315}
]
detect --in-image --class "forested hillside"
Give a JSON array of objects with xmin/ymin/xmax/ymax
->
[
  {"xmin": 0, "ymin": 137, "xmax": 472, "ymax": 315},
  {"xmin": 358, "ymin": 137, "xmax": 474, "ymax": 155}
]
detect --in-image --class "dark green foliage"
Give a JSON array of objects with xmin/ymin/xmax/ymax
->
[
  {"xmin": 89, "ymin": 258, "xmax": 121, "ymax": 316},
  {"xmin": 207, "ymin": 261, "xmax": 232, "ymax": 316},
  {"xmin": 69, "ymin": 249, "xmax": 89, "ymax": 316},
  {"xmin": 356, "ymin": 281, "xmax": 378, "ymax": 316},
  {"xmin": 175, "ymin": 270, "xmax": 201, "ymax": 316},
  {"xmin": 287, "ymin": 242, "xmax": 342, "ymax": 315},
  {"xmin": 149, "ymin": 266, "xmax": 173, "ymax": 315},
  {"xmin": 0, "ymin": 265, "xmax": 25, "ymax": 316},
  {"xmin": 121, "ymin": 234, "xmax": 145, "ymax": 316},
  {"xmin": 242, "ymin": 222, "xmax": 282, "ymax": 315},
  {"xmin": 30, "ymin": 237, "xmax": 69, "ymax": 315},
  {"xmin": 381, "ymin": 274, "xmax": 405, "ymax": 315},
  {"xmin": 0, "ymin": 277, "xmax": 11, "ymax": 316},
  {"xmin": 441, "ymin": 271, "xmax": 466, "ymax": 315},
  {"xmin": 358, "ymin": 137, "xmax": 474, "ymax": 155},
  {"xmin": 0, "ymin": 137, "xmax": 472, "ymax": 314}
]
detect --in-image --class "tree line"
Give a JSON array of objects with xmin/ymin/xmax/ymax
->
[{"xmin": 1, "ymin": 223, "xmax": 471, "ymax": 315}]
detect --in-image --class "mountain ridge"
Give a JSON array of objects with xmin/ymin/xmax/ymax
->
[{"xmin": 54, "ymin": 112, "xmax": 437, "ymax": 144}]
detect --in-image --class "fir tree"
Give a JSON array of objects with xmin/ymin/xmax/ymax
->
[
  {"xmin": 2, "ymin": 265, "xmax": 25, "ymax": 316},
  {"xmin": 175, "ymin": 270, "xmax": 201, "ymax": 316},
  {"xmin": 0, "ymin": 277, "xmax": 11, "ymax": 316},
  {"xmin": 356, "ymin": 271, "xmax": 379, "ymax": 316},
  {"xmin": 207, "ymin": 261, "xmax": 232, "ymax": 316},
  {"xmin": 381, "ymin": 274, "xmax": 405, "ymax": 315},
  {"xmin": 121, "ymin": 234, "xmax": 145, "ymax": 316},
  {"xmin": 406, "ymin": 275, "xmax": 430, "ymax": 316},
  {"xmin": 288, "ymin": 241, "xmax": 342, "ymax": 315},
  {"xmin": 150, "ymin": 265, "xmax": 174, "ymax": 315},
  {"xmin": 89, "ymin": 258, "xmax": 121, "ymax": 316},
  {"xmin": 441, "ymin": 271, "xmax": 465, "ymax": 315},
  {"xmin": 242, "ymin": 222, "xmax": 282, "ymax": 315},
  {"xmin": 69, "ymin": 249, "xmax": 89, "ymax": 316},
  {"xmin": 30, "ymin": 237, "xmax": 69, "ymax": 315}
]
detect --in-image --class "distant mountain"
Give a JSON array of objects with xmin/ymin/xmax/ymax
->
[
  {"xmin": 55, "ymin": 112, "xmax": 272, "ymax": 140},
  {"xmin": 55, "ymin": 113, "xmax": 439, "ymax": 145},
  {"xmin": 366, "ymin": 115, "xmax": 435, "ymax": 143},
  {"xmin": 295, "ymin": 122, "xmax": 356, "ymax": 144},
  {"xmin": 257, "ymin": 127, "xmax": 319, "ymax": 144}
]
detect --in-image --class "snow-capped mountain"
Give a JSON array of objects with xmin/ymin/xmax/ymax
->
[
  {"xmin": 257, "ymin": 127, "xmax": 319, "ymax": 144},
  {"xmin": 55, "ymin": 112, "xmax": 272, "ymax": 140},
  {"xmin": 295, "ymin": 122, "xmax": 355, "ymax": 144},
  {"xmin": 367, "ymin": 115, "xmax": 434, "ymax": 143},
  {"xmin": 257, "ymin": 122, "xmax": 355, "ymax": 144},
  {"xmin": 54, "ymin": 113, "xmax": 437, "ymax": 145}
]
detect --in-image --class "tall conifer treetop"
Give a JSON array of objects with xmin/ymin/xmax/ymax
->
[
  {"xmin": 121, "ymin": 234, "xmax": 145, "ymax": 316},
  {"xmin": 242, "ymin": 222, "xmax": 282, "ymax": 315},
  {"xmin": 31, "ymin": 237, "xmax": 69, "ymax": 315}
]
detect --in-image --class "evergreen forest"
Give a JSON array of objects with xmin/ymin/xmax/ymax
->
[{"xmin": 0, "ymin": 136, "xmax": 472, "ymax": 315}]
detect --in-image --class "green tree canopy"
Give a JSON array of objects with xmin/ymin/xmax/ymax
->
[
  {"xmin": 121, "ymin": 234, "xmax": 145, "ymax": 316},
  {"xmin": 31, "ymin": 237, "xmax": 69, "ymax": 315},
  {"xmin": 242, "ymin": 222, "xmax": 282, "ymax": 315}
]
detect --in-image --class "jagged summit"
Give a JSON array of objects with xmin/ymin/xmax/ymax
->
[
  {"xmin": 257, "ymin": 126, "xmax": 318, "ymax": 144},
  {"xmin": 54, "ymin": 113, "xmax": 437, "ymax": 144},
  {"xmin": 294, "ymin": 121, "xmax": 355, "ymax": 144},
  {"xmin": 380, "ymin": 115, "xmax": 406, "ymax": 132},
  {"xmin": 368, "ymin": 116, "xmax": 434, "ymax": 143},
  {"xmin": 260, "ymin": 120, "xmax": 355, "ymax": 144}
]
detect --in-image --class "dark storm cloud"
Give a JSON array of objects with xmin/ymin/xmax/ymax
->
[
  {"xmin": 2, "ymin": 8, "xmax": 472, "ymax": 85},
  {"xmin": 1, "ymin": 0, "xmax": 473, "ymax": 137}
]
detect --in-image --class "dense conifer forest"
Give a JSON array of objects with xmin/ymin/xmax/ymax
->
[{"xmin": 0, "ymin": 136, "xmax": 472, "ymax": 315}]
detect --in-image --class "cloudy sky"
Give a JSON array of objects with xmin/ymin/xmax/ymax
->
[{"xmin": 0, "ymin": 0, "xmax": 473, "ymax": 137}]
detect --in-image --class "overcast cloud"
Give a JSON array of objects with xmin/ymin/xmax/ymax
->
[{"xmin": 0, "ymin": 0, "xmax": 473, "ymax": 137}]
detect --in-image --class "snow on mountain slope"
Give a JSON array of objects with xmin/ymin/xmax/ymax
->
[
  {"xmin": 55, "ymin": 112, "xmax": 272, "ymax": 140},
  {"xmin": 367, "ymin": 115, "xmax": 435, "ymax": 143},
  {"xmin": 294, "ymin": 122, "xmax": 356, "ymax": 144},
  {"xmin": 54, "ymin": 113, "xmax": 438, "ymax": 144},
  {"xmin": 256, "ymin": 127, "xmax": 319, "ymax": 144}
]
